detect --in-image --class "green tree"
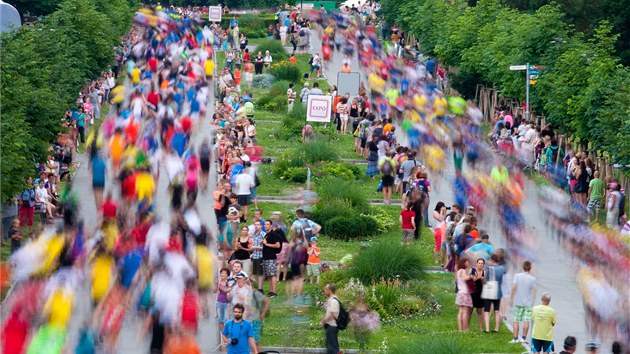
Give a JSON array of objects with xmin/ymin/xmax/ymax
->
[
  {"xmin": 1, "ymin": 0, "xmax": 134, "ymax": 201},
  {"xmin": 48, "ymin": 0, "xmax": 114, "ymax": 76},
  {"xmin": 10, "ymin": 0, "xmax": 64, "ymax": 17}
]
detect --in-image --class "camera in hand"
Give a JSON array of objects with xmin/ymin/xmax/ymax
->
[
  {"xmin": 230, "ymin": 338, "xmax": 239, "ymax": 345},
  {"xmin": 445, "ymin": 206, "xmax": 451, "ymax": 210}
]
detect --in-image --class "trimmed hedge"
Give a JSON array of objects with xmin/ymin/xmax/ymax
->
[{"xmin": 324, "ymin": 215, "xmax": 379, "ymax": 240}]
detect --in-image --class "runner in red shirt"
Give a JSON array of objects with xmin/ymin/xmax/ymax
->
[{"xmin": 181, "ymin": 279, "xmax": 200, "ymax": 334}]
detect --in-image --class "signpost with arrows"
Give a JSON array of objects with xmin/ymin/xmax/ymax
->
[{"xmin": 509, "ymin": 63, "xmax": 542, "ymax": 120}]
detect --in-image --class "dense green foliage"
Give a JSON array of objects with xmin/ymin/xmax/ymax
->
[
  {"xmin": 0, "ymin": 0, "xmax": 134, "ymax": 201},
  {"xmin": 281, "ymin": 167, "xmax": 308, "ymax": 183},
  {"xmin": 324, "ymin": 215, "xmax": 379, "ymax": 240},
  {"xmin": 380, "ymin": 0, "xmax": 630, "ymax": 165},
  {"xmin": 316, "ymin": 177, "xmax": 369, "ymax": 213},
  {"xmin": 349, "ymin": 242, "xmax": 426, "ymax": 284},
  {"xmin": 254, "ymin": 39, "xmax": 288, "ymax": 62},
  {"xmin": 504, "ymin": 0, "xmax": 630, "ymax": 65},
  {"xmin": 269, "ymin": 61, "xmax": 302, "ymax": 82},
  {"xmin": 255, "ymin": 80, "xmax": 289, "ymax": 112}
]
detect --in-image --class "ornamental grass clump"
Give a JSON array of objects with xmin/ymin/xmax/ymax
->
[{"xmin": 349, "ymin": 242, "xmax": 425, "ymax": 284}]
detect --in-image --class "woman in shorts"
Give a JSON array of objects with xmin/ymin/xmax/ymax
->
[{"xmin": 455, "ymin": 258, "xmax": 473, "ymax": 332}]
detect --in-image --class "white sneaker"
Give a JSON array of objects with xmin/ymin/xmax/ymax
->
[
  {"xmin": 519, "ymin": 337, "xmax": 528, "ymax": 344},
  {"xmin": 509, "ymin": 339, "xmax": 520, "ymax": 344}
]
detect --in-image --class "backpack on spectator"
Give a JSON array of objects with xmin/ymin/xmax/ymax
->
[
  {"xmin": 381, "ymin": 159, "xmax": 393, "ymax": 176},
  {"xmin": 299, "ymin": 219, "xmax": 314, "ymax": 238},
  {"xmin": 334, "ymin": 298, "xmax": 350, "ymax": 330}
]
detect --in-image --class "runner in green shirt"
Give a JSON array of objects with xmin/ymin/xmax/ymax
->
[{"xmin": 587, "ymin": 171, "xmax": 606, "ymax": 222}]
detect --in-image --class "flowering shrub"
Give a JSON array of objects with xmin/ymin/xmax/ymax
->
[
  {"xmin": 317, "ymin": 161, "xmax": 356, "ymax": 180},
  {"xmin": 271, "ymin": 153, "xmax": 305, "ymax": 178},
  {"xmin": 350, "ymin": 310, "xmax": 381, "ymax": 332},
  {"xmin": 367, "ymin": 278, "xmax": 403, "ymax": 318},
  {"xmin": 281, "ymin": 167, "xmax": 308, "ymax": 183},
  {"xmin": 270, "ymin": 61, "xmax": 302, "ymax": 82},
  {"xmin": 361, "ymin": 207, "xmax": 396, "ymax": 233}
]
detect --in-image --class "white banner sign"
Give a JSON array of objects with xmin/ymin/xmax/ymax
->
[
  {"xmin": 208, "ymin": 6, "xmax": 222, "ymax": 22},
  {"xmin": 306, "ymin": 95, "xmax": 332, "ymax": 122}
]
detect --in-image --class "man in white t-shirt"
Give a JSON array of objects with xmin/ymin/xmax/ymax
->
[
  {"xmin": 235, "ymin": 170, "xmax": 255, "ymax": 222},
  {"xmin": 509, "ymin": 261, "xmax": 537, "ymax": 344},
  {"xmin": 228, "ymin": 272, "xmax": 252, "ymax": 307},
  {"xmin": 320, "ymin": 283, "xmax": 340, "ymax": 354}
]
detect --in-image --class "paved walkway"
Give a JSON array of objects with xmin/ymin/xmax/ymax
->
[
  {"xmin": 62, "ymin": 28, "xmax": 592, "ymax": 352},
  {"xmin": 307, "ymin": 30, "xmax": 591, "ymax": 347},
  {"xmin": 68, "ymin": 82, "xmax": 220, "ymax": 353}
]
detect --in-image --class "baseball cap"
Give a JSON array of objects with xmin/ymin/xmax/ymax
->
[
  {"xmin": 235, "ymin": 272, "xmax": 248, "ymax": 279},
  {"xmin": 310, "ymin": 236, "xmax": 318, "ymax": 242},
  {"xmin": 585, "ymin": 342, "xmax": 600, "ymax": 350}
]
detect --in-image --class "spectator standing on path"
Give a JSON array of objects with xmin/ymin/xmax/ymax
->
[
  {"xmin": 262, "ymin": 220, "xmax": 281, "ymax": 297},
  {"xmin": 291, "ymin": 209, "xmax": 321, "ymax": 239},
  {"xmin": 8, "ymin": 218, "xmax": 22, "ymax": 254},
  {"xmin": 509, "ymin": 260, "xmax": 537, "ymax": 344},
  {"xmin": 366, "ymin": 135, "xmax": 380, "ymax": 179},
  {"xmin": 244, "ymin": 288, "xmax": 270, "ymax": 354},
  {"xmin": 606, "ymin": 184, "xmax": 623, "ymax": 229},
  {"xmin": 483, "ymin": 253, "xmax": 505, "ymax": 333},
  {"xmin": 287, "ymin": 82, "xmax": 296, "ymax": 112},
  {"xmin": 455, "ymin": 258, "xmax": 473, "ymax": 332},
  {"xmin": 587, "ymin": 170, "xmax": 605, "ymax": 222},
  {"xmin": 221, "ymin": 303, "xmax": 258, "ymax": 354},
  {"xmin": 250, "ymin": 220, "xmax": 265, "ymax": 293},
  {"xmin": 378, "ymin": 152, "xmax": 397, "ymax": 204},
  {"xmin": 468, "ymin": 258, "xmax": 486, "ymax": 331},
  {"xmin": 254, "ymin": 52, "xmax": 264, "ymax": 75},
  {"xmin": 235, "ymin": 169, "xmax": 255, "ymax": 223},
  {"xmin": 531, "ymin": 293, "xmax": 557, "ymax": 354},
  {"xmin": 300, "ymin": 82, "xmax": 310, "ymax": 104},
  {"xmin": 307, "ymin": 236, "xmax": 321, "ymax": 284},
  {"xmin": 585, "ymin": 342, "xmax": 600, "ymax": 353},
  {"xmin": 263, "ymin": 50, "xmax": 273, "ymax": 71},
  {"xmin": 310, "ymin": 82, "xmax": 323, "ymax": 96},
  {"xmin": 400, "ymin": 201, "xmax": 416, "ymax": 244},
  {"xmin": 18, "ymin": 178, "xmax": 36, "ymax": 235},
  {"xmin": 320, "ymin": 283, "xmax": 340, "ymax": 354},
  {"xmin": 558, "ymin": 336, "xmax": 577, "ymax": 354}
]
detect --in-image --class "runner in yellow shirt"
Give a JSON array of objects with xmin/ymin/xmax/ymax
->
[
  {"xmin": 131, "ymin": 67, "xmax": 141, "ymax": 85},
  {"xmin": 434, "ymin": 91, "xmax": 448, "ymax": 118},
  {"xmin": 135, "ymin": 168, "xmax": 155, "ymax": 204}
]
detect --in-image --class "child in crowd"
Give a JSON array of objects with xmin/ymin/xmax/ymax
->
[
  {"xmin": 8, "ymin": 218, "xmax": 22, "ymax": 254},
  {"xmin": 307, "ymin": 237, "xmax": 321, "ymax": 284}
]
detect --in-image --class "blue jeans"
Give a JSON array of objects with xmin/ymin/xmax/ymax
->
[{"xmin": 216, "ymin": 301, "xmax": 228, "ymax": 324}]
